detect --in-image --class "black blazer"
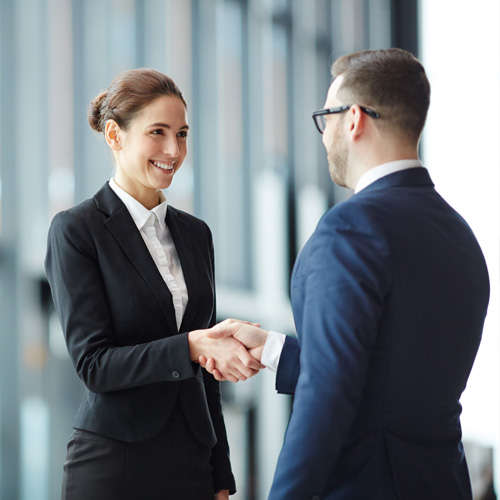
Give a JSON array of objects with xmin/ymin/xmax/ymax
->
[{"xmin": 45, "ymin": 182, "xmax": 235, "ymax": 492}]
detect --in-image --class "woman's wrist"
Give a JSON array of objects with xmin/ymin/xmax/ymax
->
[{"xmin": 187, "ymin": 329, "xmax": 204, "ymax": 361}]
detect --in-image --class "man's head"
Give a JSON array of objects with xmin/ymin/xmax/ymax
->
[
  {"xmin": 319, "ymin": 48, "xmax": 430, "ymax": 188},
  {"xmin": 331, "ymin": 48, "xmax": 430, "ymax": 144}
]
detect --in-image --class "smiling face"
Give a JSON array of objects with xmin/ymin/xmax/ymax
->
[{"xmin": 107, "ymin": 95, "xmax": 188, "ymax": 208}]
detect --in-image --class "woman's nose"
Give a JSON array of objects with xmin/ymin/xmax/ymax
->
[{"xmin": 162, "ymin": 135, "xmax": 179, "ymax": 157}]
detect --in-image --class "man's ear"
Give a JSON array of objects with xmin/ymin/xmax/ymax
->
[
  {"xmin": 348, "ymin": 105, "xmax": 365, "ymax": 140},
  {"xmin": 105, "ymin": 120, "xmax": 122, "ymax": 151}
]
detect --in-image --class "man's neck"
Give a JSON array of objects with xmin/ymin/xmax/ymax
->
[{"xmin": 349, "ymin": 141, "xmax": 419, "ymax": 189}]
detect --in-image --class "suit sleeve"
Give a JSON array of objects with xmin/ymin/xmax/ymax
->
[
  {"xmin": 45, "ymin": 210, "xmax": 197, "ymax": 394},
  {"xmin": 268, "ymin": 206, "xmax": 392, "ymax": 499},
  {"xmin": 275, "ymin": 336, "xmax": 301, "ymax": 394},
  {"xmin": 201, "ymin": 225, "xmax": 236, "ymax": 494}
]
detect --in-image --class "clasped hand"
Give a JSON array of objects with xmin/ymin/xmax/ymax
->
[{"xmin": 188, "ymin": 319, "xmax": 268, "ymax": 383}]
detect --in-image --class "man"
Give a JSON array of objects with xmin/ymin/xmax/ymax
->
[{"xmin": 204, "ymin": 48, "xmax": 490, "ymax": 499}]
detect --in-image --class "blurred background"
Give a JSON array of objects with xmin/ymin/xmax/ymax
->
[{"xmin": 0, "ymin": 0, "xmax": 498, "ymax": 498}]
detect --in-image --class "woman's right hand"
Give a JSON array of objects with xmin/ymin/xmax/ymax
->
[
  {"xmin": 188, "ymin": 319, "xmax": 265, "ymax": 383},
  {"xmin": 196, "ymin": 319, "xmax": 269, "ymax": 382}
]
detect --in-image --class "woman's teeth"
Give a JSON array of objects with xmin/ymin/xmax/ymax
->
[{"xmin": 152, "ymin": 160, "xmax": 175, "ymax": 171}]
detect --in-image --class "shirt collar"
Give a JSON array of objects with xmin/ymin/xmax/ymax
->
[
  {"xmin": 355, "ymin": 159, "xmax": 423, "ymax": 194},
  {"xmin": 108, "ymin": 177, "xmax": 168, "ymax": 231}
]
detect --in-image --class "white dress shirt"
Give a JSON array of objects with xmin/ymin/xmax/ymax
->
[
  {"xmin": 109, "ymin": 178, "xmax": 188, "ymax": 330},
  {"xmin": 354, "ymin": 159, "xmax": 422, "ymax": 193},
  {"xmin": 261, "ymin": 160, "xmax": 423, "ymax": 371}
]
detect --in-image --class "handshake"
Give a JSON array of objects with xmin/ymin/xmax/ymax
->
[{"xmin": 188, "ymin": 319, "xmax": 269, "ymax": 383}]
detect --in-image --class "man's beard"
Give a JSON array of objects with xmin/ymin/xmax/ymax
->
[{"xmin": 327, "ymin": 127, "xmax": 349, "ymax": 188}]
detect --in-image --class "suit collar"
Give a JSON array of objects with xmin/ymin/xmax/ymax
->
[
  {"xmin": 108, "ymin": 178, "xmax": 169, "ymax": 231},
  {"xmin": 94, "ymin": 181, "xmax": 125, "ymax": 216},
  {"xmin": 355, "ymin": 160, "xmax": 423, "ymax": 193},
  {"xmin": 356, "ymin": 166, "xmax": 434, "ymax": 195}
]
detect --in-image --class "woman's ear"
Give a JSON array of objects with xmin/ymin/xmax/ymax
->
[{"xmin": 105, "ymin": 120, "xmax": 122, "ymax": 151}]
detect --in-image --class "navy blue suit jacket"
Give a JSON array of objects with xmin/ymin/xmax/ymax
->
[
  {"xmin": 45, "ymin": 182, "xmax": 235, "ymax": 493},
  {"xmin": 270, "ymin": 168, "xmax": 489, "ymax": 500}
]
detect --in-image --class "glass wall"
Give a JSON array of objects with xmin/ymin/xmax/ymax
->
[{"xmin": 420, "ymin": 0, "xmax": 500, "ymax": 495}]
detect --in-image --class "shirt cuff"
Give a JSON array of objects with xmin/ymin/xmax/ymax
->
[{"xmin": 261, "ymin": 330, "xmax": 286, "ymax": 373}]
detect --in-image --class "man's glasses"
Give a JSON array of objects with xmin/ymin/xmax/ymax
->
[{"xmin": 312, "ymin": 105, "xmax": 380, "ymax": 134}]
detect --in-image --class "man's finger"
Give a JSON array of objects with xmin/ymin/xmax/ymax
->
[
  {"xmin": 246, "ymin": 357, "xmax": 266, "ymax": 370},
  {"xmin": 236, "ymin": 345, "xmax": 265, "ymax": 372},
  {"xmin": 206, "ymin": 325, "xmax": 235, "ymax": 339},
  {"xmin": 230, "ymin": 319, "xmax": 261, "ymax": 328},
  {"xmin": 218, "ymin": 356, "xmax": 255, "ymax": 381},
  {"xmin": 234, "ymin": 360, "xmax": 259, "ymax": 379}
]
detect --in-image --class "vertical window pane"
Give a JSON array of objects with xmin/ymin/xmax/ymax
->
[
  {"xmin": 215, "ymin": 0, "xmax": 248, "ymax": 288},
  {"xmin": 48, "ymin": 0, "xmax": 74, "ymax": 218}
]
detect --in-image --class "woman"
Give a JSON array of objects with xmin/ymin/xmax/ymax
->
[{"xmin": 45, "ymin": 68, "xmax": 260, "ymax": 499}]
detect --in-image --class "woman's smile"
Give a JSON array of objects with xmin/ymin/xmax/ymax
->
[{"xmin": 151, "ymin": 159, "xmax": 176, "ymax": 173}]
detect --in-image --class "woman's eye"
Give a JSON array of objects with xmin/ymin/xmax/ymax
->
[
  {"xmin": 151, "ymin": 129, "xmax": 164, "ymax": 135},
  {"xmin": 177, "ymin": 130, "xmax": 188, "ymax": 140}
]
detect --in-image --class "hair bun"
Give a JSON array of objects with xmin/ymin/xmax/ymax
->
[
  {"xmin": 87, "ymin": 68, "xmax": 186, "ymax": 134},
  {"xmin": 88, "ymin": 91, "xmax": 108, "ymax": 132}
]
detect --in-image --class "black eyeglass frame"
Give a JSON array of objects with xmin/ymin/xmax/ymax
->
[{"xmin": 312, "ymin": 105, "xmax": 380, "ymax": 134}]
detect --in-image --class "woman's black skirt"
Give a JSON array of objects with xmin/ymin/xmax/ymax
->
[{"xmin": 61, "ymin": 405, "xmax": 214, "ymax": 500}]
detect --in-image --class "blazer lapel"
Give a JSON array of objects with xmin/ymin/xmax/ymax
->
[
  {"xmin": 166, "ymin": 207, "xmax": 200, "ymax": 334},
  {"xmin": 94, "ymin": 184, "xmax": 179, "ymax": 336}
]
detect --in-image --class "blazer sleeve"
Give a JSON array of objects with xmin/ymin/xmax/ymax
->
[
  {"xmin": 268, "ymin": 205, "xmax": 392, "ymax": 499},
  {"xmin": 201, "ymin": 226, "xmax": 236, "ymax": 494},
  {"xmin": 45, "ymin": 209, "xmax": 197, "ymax": 394},
  {"xmin": 275, "ymin": 336, "xmax": 301, "ymax": 394}
]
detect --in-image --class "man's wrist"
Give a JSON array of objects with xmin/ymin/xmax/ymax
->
[{"xmin": 261, "ymin": 330, "xmax": 286, "ymax": 372}]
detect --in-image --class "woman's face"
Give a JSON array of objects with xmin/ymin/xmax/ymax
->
[{"xmin": 110, "ymin": 95, "xmax": 188, "ymax": 205}]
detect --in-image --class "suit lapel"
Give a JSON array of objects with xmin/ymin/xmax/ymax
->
[
  {"xmin": 94, "ymin": 184, "xmax": 179, "ymax": 336},
  {"xmin": 166, "ymin": 207, "xmax": 200, "ymax": 334}
]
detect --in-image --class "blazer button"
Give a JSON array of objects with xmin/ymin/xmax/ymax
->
[{"xmin": 172, "ymin": 370, "xmax": 180, "ymax": 379}]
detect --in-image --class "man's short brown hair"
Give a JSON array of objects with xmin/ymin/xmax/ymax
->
[{"xmin": 331, "ymin": 48, "xmax": 430, "ymax": 143}]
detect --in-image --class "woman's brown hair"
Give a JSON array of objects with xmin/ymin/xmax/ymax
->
[{"xmin": 88, "ymin": 68, "xmax": 187, "ymax": 133}]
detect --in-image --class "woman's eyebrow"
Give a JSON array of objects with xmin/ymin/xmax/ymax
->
[{"xmin": 149, "ymin": 122, "xmax": 189, "ymax": 130}]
